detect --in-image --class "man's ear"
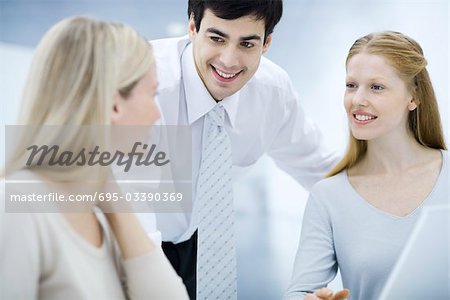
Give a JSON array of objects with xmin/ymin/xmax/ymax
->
[
  {"xmin": 111, "ymin": 92, "xmax": 122, "ymax": 125},
  {"xmin": 188, "ymin": 14, "xmax": 197, "ymax": 41},
  {"xmin": 262, "ymin": 34, "xmax": 272, "ymax": 54}
]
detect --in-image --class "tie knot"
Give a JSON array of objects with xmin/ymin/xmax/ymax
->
[{"xmin": 208, "ymin": 104, "xmax": 225, "ymax": 127}]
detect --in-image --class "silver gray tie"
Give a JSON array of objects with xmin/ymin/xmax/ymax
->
[{"xmin": 196, "ymin": 104, "xmax": 237, "ymax": 300}]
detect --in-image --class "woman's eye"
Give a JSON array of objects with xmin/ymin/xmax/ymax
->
[
  {"xmin": 346, "ymin": 83, "xmax": 356, "ymax": 88},
  {"xmin": 372, "ymin": 84, "xmax": 384, "ymax": 91}
]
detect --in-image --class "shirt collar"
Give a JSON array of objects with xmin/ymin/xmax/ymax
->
[{"xmin": 181, "ymin": 42, "xmax": 239, "ymax": 128}]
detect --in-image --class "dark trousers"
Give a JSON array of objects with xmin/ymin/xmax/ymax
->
[{"xmin": 162, "ymin": 231, "xmax": 197, "ymax": 300}]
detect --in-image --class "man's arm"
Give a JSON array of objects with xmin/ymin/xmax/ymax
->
[{"xmin": 267, "ymin": 77, "xmax": 339, "ymax": 189}]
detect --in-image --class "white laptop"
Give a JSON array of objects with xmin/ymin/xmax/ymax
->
[{"xmin": 379, "ymin": 205, "xmax": 449, "ymax": 300}]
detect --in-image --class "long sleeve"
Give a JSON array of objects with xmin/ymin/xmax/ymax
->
[
  {"xmin": 284, "ymin": 193, "xmax": 338, "ymax": 299},
  {"xmin": 267, "ymin": 76, "xmax": 338, "ymax": 190},
  {"xmin": 0, "ymin": 210, "xmax": 40, "ymax": 299},
  {"xmin": 122, "ymin": 248, "xmax": 189, "ymax": 300}
]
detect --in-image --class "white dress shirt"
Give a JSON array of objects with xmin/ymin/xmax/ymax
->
[{"xmin": 147, "ymin": 35, "xmax": 337, "ymax": 243}]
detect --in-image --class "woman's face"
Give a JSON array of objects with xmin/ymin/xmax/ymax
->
[
  {"xmin": 344, "ymin": 53, "xmax": 415, "ymax": 142},
  {"xmin": 113, "ymin": 66, "xmax": 160, "ymax": 126}
]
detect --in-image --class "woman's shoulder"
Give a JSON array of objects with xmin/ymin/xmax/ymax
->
[
  {"xmin": 310, "ymin": 171, "xmax": 348, "ymax": 195},
  {"xmin": 306, "ymin": 171, "xmax": 352, "ymax": 209},
  {"xmin": 1, "ymin": 169, "xmax": 61, "ymax": 236},
  {"xmin": 441, "ymin": 149, "xmax": 448, "ymax": 163}
]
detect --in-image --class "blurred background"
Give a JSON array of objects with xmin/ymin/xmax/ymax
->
[{"xmin": 1, "ymin": 0, "xmax": 448, "ymax": 299}]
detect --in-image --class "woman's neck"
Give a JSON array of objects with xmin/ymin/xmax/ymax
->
[{"xmin": 355, "ymin": 133, "xmax": 437, "ymax": 175}]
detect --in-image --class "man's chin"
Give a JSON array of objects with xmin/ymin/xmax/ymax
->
[
  {"xmin": 206, "ymin": 86, "xmax": 230, "ymax": 101},
  {"xmin": 213, "ymin": 90, "xmax": 238, "ymax": 101},
  {"xmin": 219, "ymin": 84, "xmax": 245, "ymax": 97}
]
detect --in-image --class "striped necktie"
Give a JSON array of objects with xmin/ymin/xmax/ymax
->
[{"xmin": 196, "ymin": 104, "xmax": 237, "ymax": 299}]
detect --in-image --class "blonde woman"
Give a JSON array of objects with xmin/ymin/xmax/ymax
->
[
  {"xmin": 285, "ymin": 31, "xmax": 447, "ymax": 300},
  {"xmin": 0, "ymin": 17, "xmax": 188, "ymax": 299}
]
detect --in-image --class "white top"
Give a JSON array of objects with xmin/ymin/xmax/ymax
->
[
  {"xmin": 148, "ymin": 35, "xmax": 338, "ymax": 243},
  {"xmin": 0, "ymin": 175, "xmax": 189, "ymax": 299},
  {"xmin": 285, "ymin": 150, "xmax": 449, "ymax": 300}
]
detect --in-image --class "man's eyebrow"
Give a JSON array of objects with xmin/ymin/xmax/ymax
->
[
  {"xmin": 205, "ymin": 28, "xmax": 229, "ymax": 39},
  {"xmin": 205, "ymin": 28, "xmax": 262, "ymax": 41},
  {"xmin": 240, "ymin": 34, "xmax": 261, "ymax": 41}
]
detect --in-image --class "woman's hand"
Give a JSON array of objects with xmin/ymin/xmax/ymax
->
[
  {"xmin": 103, "ymin": 212, "xmax": 156, "ymax": 259},
  {"xmin": 304, "ymin": 288, "xmax": 350, "ymax": 300}
]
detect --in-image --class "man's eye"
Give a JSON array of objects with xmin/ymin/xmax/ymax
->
[
  {"xmin": 346, "ymin": 83, "xmax": 356, "ymax": 88},
  {"xmin": 372, "ymin": 84, "xmax": 384, "ymax": 91},
  {"xmin": 241, "ymin": 41, "xmax": 254, "ymax": 48},
  {"xmin": 210, "ymin": 36, "xmax": 224, "ymax": 43}
]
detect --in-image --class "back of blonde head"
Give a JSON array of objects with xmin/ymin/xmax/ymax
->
[
  {"xmin": 19, "ymin": 16, "xmax": 154, "ymax": 125},
  {"xmin": 328, "ymin": 31, "xmax": 446, "ymax": 177},
  {"xmin": 4, "ymin": 17, "xmax": 154, "ymax": 179}
]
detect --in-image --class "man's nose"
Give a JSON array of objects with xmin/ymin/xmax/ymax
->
[{"xmin": 219, "ymin": 45, "xmax": 240, "ymax": 70}]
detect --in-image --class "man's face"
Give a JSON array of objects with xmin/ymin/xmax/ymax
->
[{"xmin": 189, "ymin": 9, "xmax": 271, "ymax": 101}]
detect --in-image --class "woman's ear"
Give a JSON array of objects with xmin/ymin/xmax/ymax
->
[
  {"xmin": 111, "ymin": 92, "xmax": 122, "ymax": 125},
  {"xmin": 408, "ymin": 99, "xmax": 418, "ymax": 111}
]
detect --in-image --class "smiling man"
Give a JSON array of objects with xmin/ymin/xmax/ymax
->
[
  {"xmin": 145, "ymin": 1, "xmax": 338, "ymax": 299},
  {"xmin": 189, "ymin": 8, "xmax": 271, "ymax": 101}
]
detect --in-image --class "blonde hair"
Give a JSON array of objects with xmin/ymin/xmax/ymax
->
[
  {"xmin": 328, "ymin": 31, "xmax": 446, "ymax": 177},
  {"xmin": 4, "ymin": 16, "xmax": 154, "ymax": 180}
]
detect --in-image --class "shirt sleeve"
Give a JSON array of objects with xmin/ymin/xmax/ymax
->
[
  {"xmin": 0, "ymin": 208, "xmax": 40, "ymax": 299},
  {"xmin": 284, "ymin": 192, "xmax": 338, "ymax": 299},
  {"xmin": 121, "ymin": 249, "xmax": 189, "ymax": 300},
  {"xmin": 267, "ymin": 77, "xmax": 339, "ymax": 190}
]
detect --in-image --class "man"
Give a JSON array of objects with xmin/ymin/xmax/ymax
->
[{"xmin": 148, "ymin": 0, "xmax": 337, "ymax": 298}]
